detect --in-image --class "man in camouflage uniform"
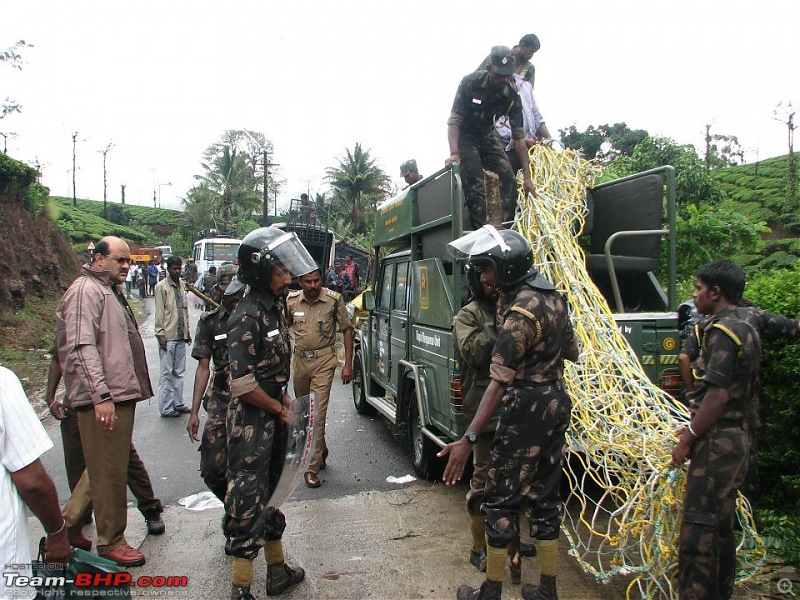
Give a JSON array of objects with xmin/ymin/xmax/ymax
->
[
  {"xmin": 453, "ymin": 263, "xmax": 535, "ymax": 583},
  {"xmin": 225, "ymin": 227, "xmax": 317, "ymax": 600},
  {"xmin": 287, "ymin": 268, "xmax": 353, "ymax": 489},
  {"xmin": 207, "ymin": 262, "xmax": 237, "ymax": 308},
  {"xmin": 441, "ymin": 226, "xmax": 579, "ymax": 600},
  {"xmin": 671, "ymin": 260, "xmax": 762, "ymax": 600},
  {"xmin": 187, "ymin": 275, "xmax": 247, "ymax": 501},
  {"xmin": 679, "ymin": 298, "xmax": 800, "ymax": 520},
  {"xmin": 446, "ymin": 46, "xmax": 535, "ymax": 230}
]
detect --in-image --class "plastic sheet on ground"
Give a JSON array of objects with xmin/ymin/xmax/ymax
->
[{"xmin": 178, "ymin": 490, "xmax": 223, "ymax": 511}]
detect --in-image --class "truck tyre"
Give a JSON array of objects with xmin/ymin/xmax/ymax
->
[
  {"xmin": 352, "ymin": 352, "xmax": 375, "ymax": 416},
  {"xmin": 407, "ymin": 392, "xmax": 444, "ymax": 480}
]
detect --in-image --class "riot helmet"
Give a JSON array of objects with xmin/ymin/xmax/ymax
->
[
  {"xmin": 237, "ymin": 226, "xmax": 317, "ymax": 290},
  {"xmin": 448, "ymin": 225, "xmax": 534, "ymax": 289}
]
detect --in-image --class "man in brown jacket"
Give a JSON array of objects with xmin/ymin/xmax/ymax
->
[{"xmin": 56, "ymin": 236, "xmax": 153, "ymax": 568}]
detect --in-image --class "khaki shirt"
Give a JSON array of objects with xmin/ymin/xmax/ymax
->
[
  {"xmin": 154, "ymin": 276, "xmax": 190, "ymax": 342},
  {"xmin": 287, "ymin": 288, "xmax": 352, "ymax": 351}
]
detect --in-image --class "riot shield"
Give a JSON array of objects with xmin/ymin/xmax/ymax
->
[{"xmin": 267, "ymin": 392, "xmax": 317, "ymax": 509}]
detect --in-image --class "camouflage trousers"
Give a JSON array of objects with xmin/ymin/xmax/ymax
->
[
  {"xmin": 458, "ymin": 131, "xmax": 518, "ymax": 230},
  {"xmin": 483, "ymin": 383, "xmax": 571, "ymax": 548},
  {"xmin": 223, "ymin": 396, "xmax": 287, "ymax": 560},
  {"xmin": 678, "ymin": 423, "xmax": 748, "ymax": 600},
  {"xmin": 199, "ymin": 391, "xmax": 229, "ymax": 502}
]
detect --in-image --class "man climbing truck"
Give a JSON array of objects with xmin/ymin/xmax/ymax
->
[{"xmin": 351, "ymin": 162, "xmax": 679, "ymax": 478}]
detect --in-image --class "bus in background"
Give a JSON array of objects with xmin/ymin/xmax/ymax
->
[{"xmin": 192, "ymin": 237, "xmax": 242, "ymax": 274}]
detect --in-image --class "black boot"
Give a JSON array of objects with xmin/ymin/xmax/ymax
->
[
  {"xmin": 456, "ymin": 579, "xmax": 502, "ymax": 600},
  {"xmin": 522, "ymin": 575, "xmax": 558, "ymax": 600},
  {"xmin": 143, "ymin": 509, "xmax": 165, "ymax": 535},
  {"xmin": 519, "ymin": 542, "xmax": 537, "ymax": 557},
  {"xmin": 230, "ymin": 585, "xmax": 255, "ymax": 600},
  {"xmin": 266, "ymin": 563, "xmax": 305, "ymax": 596}
]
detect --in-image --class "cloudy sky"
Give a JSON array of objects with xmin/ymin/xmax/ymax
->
[{"xmin": 2, "ymin": 0, "xmax": 797, "ymax": 213}]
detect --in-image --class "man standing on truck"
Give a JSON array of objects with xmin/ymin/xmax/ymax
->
[
  {"xmin": 440, "ymin": 226, "xmax": 578, "ymax": 600},
  {"xmin": 446, "ymin": 46, "xmax": 535, "ymax": 230},
  {"xmin": 478, "ymin": 34, "xmax": 541, "ymax": 89},
  {"xmin": 288, "ymin": 269, "xmax": 354, "ymax": 488}
]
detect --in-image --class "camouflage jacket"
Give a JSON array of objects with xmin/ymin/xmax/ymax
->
[
  {"xmin": 489, "ymin": 283, "xmax": 577, "ymax": 386},
  {"xmin": 227, "ymin": 289, "xmax": 290, "ymax": 399},
  {"xmin": 191, "ymin": 303, "xmax": 234, "ymax": 398},
  {"xmin": 447, "ymin": 70, "xmax": 525, "ymax": 140},
  {"xmin": 686, "ymin": 306, "xmax": 761, "ymax": 421}
]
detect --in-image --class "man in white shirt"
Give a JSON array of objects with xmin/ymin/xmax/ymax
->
[{"xmin": 0, "ymin": 366, "xmax": 70, "ymax": 599}]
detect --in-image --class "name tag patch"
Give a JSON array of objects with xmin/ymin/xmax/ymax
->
[
  {"xmin": 293, "ymin": 311, "xmax": 305, "ymax": 317},
  {"xmin": 267, "ymin": 329, "xmax": 280, "ymax": 338},
  {"xmin": 214, "ymin": 334, "xmax": 227, "ymax": 341}
]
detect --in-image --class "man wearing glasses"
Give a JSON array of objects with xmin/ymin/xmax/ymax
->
[{"xmin": 56, "ymin": 236, "xmax": 154, "ymax": 567}]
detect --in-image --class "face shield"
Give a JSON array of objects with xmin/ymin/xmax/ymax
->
[
  {"xmin": 260, "ymin": 231, "xmax": 318, "ymax": 278},
  {"xmin": 447, "ymin": 225, "xmax": 510, "ymax": 262}
]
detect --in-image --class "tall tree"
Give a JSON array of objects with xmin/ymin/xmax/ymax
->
[
  {"xmin": 703, "ymin": 124, "xmax": 744, "ymax": 170},
  {"xmin": 559, "ymin": 122, "xmax": 648, "ymax": 162},
  {"xmin": 325, "ymin": 143, "xmax": 391, "ymax": 236}
]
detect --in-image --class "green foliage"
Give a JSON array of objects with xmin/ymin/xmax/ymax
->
[
  {"xmin": 49, "ymin": 196, "xmax": 181, "ymax": 245},
  {"xmin": 745, "ymin": 268, "xmax": 800, "ymax": 515},
  {"xmin": 674, "ymin": 202, "xmax": 767, "ymax": 280},
  {"xmin": 612, "ymin": 136, "xmax": 723, "ymax": 210},
  {"xmin": 325, "ymin": 142, "xmax": 391, "ymax": 238},
  {"xmin": 757, "ymin": 510, "xmax": 800, "ymax": 564},
  {"xmin": 106, "ymin": 203, "xmax": 131, "ymax": 226},
  {"xmin": 559, "ymin": 122, "xmax": 648, "ymax": 163}
]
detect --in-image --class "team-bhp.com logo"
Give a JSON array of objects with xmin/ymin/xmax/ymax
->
[{"xmin": 4, "ymin": 571, "xmax": 188, "ymax": 596}]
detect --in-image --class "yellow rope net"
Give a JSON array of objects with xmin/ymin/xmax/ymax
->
[{"xmin": 514, "ymin": 144, "xmax": 766, "ymax": 598}]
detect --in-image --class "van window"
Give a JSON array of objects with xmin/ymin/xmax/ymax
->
[
  {"xmin": 208, "ymin": 242, "xmax": 239, "ymax": 262},
  {"xmin": 378, "ymin": 263, "xmax": 395, "ymax": 310},
  {"xmin": 394, "ymin": 262, "xmax": 409, "ymax": 311}
]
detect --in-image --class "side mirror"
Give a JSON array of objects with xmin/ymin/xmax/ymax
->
[{"xmin": 363, "ymin": 290, "xmax": 376, "ymax": 311}]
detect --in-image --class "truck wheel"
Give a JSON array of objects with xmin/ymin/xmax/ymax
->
[
  {"xmin": 407, "ymin": 392, "xmax": 444, "ymax": 480},
  {"xmin": 352, "ymin": 352, "xmax": 375, "ymax": 416}
]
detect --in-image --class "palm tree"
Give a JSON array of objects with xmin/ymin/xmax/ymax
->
[{"xmin": 325, "ymin": 143, "xmax": 391, "ymax": 235}]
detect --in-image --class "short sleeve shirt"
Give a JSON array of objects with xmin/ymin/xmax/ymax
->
[
  {"xmin": 192, "ymin": 305, "xmax": 233, "ymax": 398},
  {"xmin": 489, "ymin": 285, "xmax": 577, "ymax": 385},
  {"xmin": 287, "ymin": 288, "xmax": 352, "ymax": 351}
]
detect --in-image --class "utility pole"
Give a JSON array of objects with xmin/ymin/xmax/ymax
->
[
  {"xmin": 262, "ymin": 148, "xmax": 279, "ymax": 225},
  {"xmin": 72, "ymin": 131, "xmax": 79, "ymax": 207},
  {"xmin": 121, "ymin": 184, "xmax": 126, "ymax": 204},
  {"xmin": 153, "ymin": 189, "xmax": 157, "ymax": 208},
  {"xmin": 99, "ymin": 142, "xmax": 114, "ymax": 219},
  {"xmin": 774, "ymin": 101, "xmax": 797, "ymax": 205}
]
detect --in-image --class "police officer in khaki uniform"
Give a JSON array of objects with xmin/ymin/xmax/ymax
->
[{"xmin": 287, "ymin": 268, "xmax": 354, "ymax": 489}]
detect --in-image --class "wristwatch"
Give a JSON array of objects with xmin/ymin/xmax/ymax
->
[{"xmin": 463, "ymin": 430, "xmax": 479, "ymax": 444}]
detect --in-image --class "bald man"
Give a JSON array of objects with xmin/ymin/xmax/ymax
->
[{"xmin": 56, "ymin": 236, "xmax": 154, "ymax": 568}]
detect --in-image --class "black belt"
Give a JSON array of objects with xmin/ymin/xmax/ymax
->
[{"xmin": 513, "ymin": 380, "xmax": 562, "ymax": 391}]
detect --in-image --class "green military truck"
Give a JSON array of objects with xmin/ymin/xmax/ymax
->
[{"xmin": 351, "ymin": 164, "xmax": 679, "ymax": 478}]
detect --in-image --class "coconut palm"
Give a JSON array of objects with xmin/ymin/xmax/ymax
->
[{"xmin": 325, "ymin": 143, "xmax": 391, "ymax": 236}]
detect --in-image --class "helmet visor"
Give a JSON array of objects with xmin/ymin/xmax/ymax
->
[
  {"xmin": 447, "ymin": 225, "xmax": 510, "ymax": 261},
  {"xmin": 262, "ymin": 231, "xmax": 318, "ymax": 277}
]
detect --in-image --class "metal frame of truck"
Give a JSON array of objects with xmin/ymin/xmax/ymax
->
[{"xmin": 353, "ymin": 163, "xmax": 679, "ymax": 478}]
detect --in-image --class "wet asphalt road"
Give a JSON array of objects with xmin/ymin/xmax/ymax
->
[{"xmin": 39, "ymin": 293, "xmax": 419, "ymax": 507}]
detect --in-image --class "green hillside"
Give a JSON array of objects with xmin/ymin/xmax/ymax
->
[
  {"xmin": 711, "ymin": 154, "xmax": 800, "ymax": 270},
  {"xmin": 49, "ymin": 196, "xmax": 189, "ymax": 254}
]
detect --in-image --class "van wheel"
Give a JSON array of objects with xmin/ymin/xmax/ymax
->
[
  {"xmin": 407, "ymin": 392, "xmax": 444, "ymax": 480},
  {"xmin": 352, "ymin": 352, "xmax": 375, "ymax": 415}
]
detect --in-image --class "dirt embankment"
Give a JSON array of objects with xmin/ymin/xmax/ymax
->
[
  {"xmin": 0, "ymin": 196, "xmax": 81, "ymax": 313},
  {"xmin": 0, "ymin": 194, "xmax": 82, "ymax": 405}
]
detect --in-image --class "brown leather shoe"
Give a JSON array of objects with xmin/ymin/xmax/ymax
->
[
  {"xmin": 68, "ymin": 528, "xmax": 92, "ymax": 551},
  {"xmin": 101, "ymin": 543, "xmax": 146, "ymax": 567},
  {"xmin": 304, "ymin": 471, "xmax": 321, "ymax": 488}
]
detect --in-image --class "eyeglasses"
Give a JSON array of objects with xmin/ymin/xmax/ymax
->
[{"xmin": 106, "ymin": 255, "xmax": 132, "ymax": 265}]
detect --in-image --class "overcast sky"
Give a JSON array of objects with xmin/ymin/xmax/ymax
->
[{"xmin": 2, "ymin": 0, "xmax": 798, "ymax": 214}]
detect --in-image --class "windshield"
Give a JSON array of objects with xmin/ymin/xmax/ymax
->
[{"xmin": 208, "ymin": 242, "xmax": 240, "ymax": 262}]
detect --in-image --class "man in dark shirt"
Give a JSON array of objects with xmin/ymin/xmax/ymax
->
[
  {"xmin": 671, "ymin": 260, "xmax": 761, "ymax": 600},
  {"xmin": 447, "ymin": 46, "xmax": 535, "ymax": 229}
]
